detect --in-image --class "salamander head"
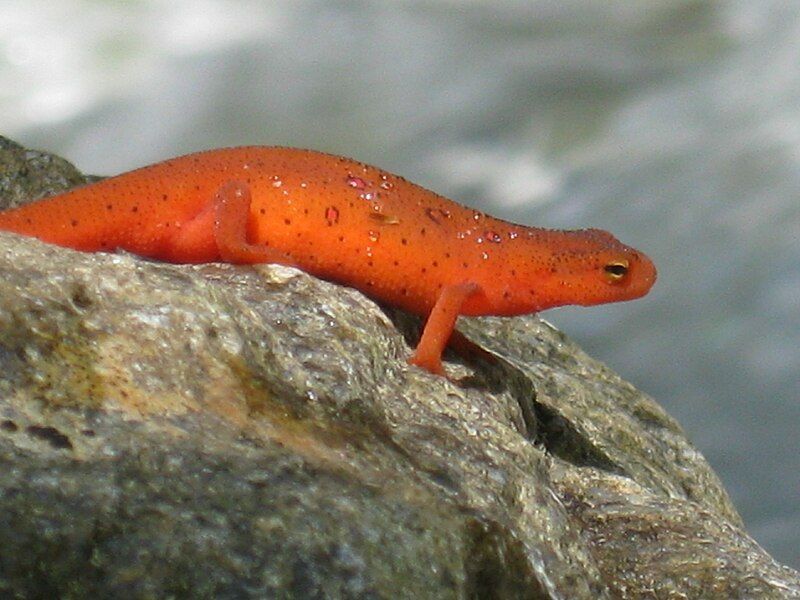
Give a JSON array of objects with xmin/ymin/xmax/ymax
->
[
  {"xmin": 502, "ymin": 228, "xmax": 657, "ymax": 313},
  {"xmin": 545, "ymin": 228, "xmax": 657, "ymax": 308}
]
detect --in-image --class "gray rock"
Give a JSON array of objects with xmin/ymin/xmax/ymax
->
[{"xmin": 0, "ymin": 136, "xmax": 797, "ymax": 598}]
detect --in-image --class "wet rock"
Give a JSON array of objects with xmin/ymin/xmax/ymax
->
[{"xmin": 0, "ymin": 137, "xmax": 797, "ymax": 598}]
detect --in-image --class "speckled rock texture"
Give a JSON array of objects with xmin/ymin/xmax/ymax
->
[{"xmin": 1, "ymin": 136, "xmax": 798, "ymax": 599}]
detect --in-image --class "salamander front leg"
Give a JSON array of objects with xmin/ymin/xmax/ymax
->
[{"xmin": 409, "ymin": 282, "xmax": 480, "ymax": 375}]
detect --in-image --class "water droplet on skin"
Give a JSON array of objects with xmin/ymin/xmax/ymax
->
[
  {"xmin": 508, "ymin": 231, "xmax": 519, "ymax": 240},
  {"xmin": 325, "ymin": 206, "xmax": 339, "ymax": 225},
  {"xmin": 346, "ymin": 176, "xmax": 366, "ymax": 189},
  {"xmin": 366, "ymin": 247, "xmax": 374, "ymax": 258},
  {"xmin": 272, "ymin": 179, "xmax": 282, "ymax": 188},
  {"xmin": 425, "ymin": 207, "xmax": 451, "ymax": 224},
  {"xmin": 380, "ymin": 180, "xmax": 393, "ymax": 190},
  {"xmin": 360, "ymin": 192, "xmax": 375, "ymax": 201},
  {"xmin": 368, "ymin": 213, "xmax": 400, "ymax": 225},
  {"xmin": 368, "ymin": 230, "xmax": 380, "ymax": 242},
  {"xmin": 485, "ymin": 231, "xmax": 502, "ymax": 243},
  {"xmin": 472, "ymin": 211, "xmax": 483, "ymax": 221},
  {"xmin": 481, "ymin": 252, "xmax": 489, "ymax": 260},
  {"xmin": 300, "ymin": 182, "xmax": 308, "ymax": 188}
]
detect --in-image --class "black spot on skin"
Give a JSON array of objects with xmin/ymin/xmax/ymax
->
[
  {"xmin": 284, "ymin": 218, "xmax": 291, "ymax": 225},
  {"xmin": 462, "ymin": 262, "xmax": 469, "ymax": 268},
  {"xmin": 420, "ymin": 228, "xmax": 426, "ymax": 236},
  {"xmin": 71, "ymin": 220, "xmax": 78, "ymax": 227},
  {"xmin": 401, "ymin": 238, "xmax": 408, "ymax": 245},
  {"xmin": 26, "ymin": 425, "xmax": 73, "ymax": 450},
  {"xmin": 162, "ymin": 194, "xmax": 168, "ymax": 201},
  {"xmin": 393, "ymin": 260, "xmax": 399, "ymax": 266},
  {"xmin": 338, "ymin": 236, "xmax": 345, "ymax": 242},
  {"xmin": 106, "ymin": 204, "xmax": 113, "ymax": 210},
  {"xmin": 1, "ymin": 420, "xmax": 18, "ymax": 432},
  {"xmin": 432, "ymin": 261, "xmax": 438, "ymax": 267},
  {"xmin": 131, "ymin": 206, "xmax": 139, "ymax": 213},
  {"xmin": 260, "ymin": 208, "xmax": 266, "ymax": 215}
]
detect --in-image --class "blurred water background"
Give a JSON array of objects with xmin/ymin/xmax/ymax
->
[{"xmin": 1, "ymin": 0, "xmax": 798, "ymax": 568}]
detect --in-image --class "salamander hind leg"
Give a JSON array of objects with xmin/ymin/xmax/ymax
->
[
  {"xmin": 166, "ymin": 180, "xmax": 294, "ymax": 265},
  {"xmin": 409, "ymin": 282, "xmax": 480, "ymax": 375},
  {"xmin": 214, "ymin": 180, "xmax": 295, "ymax": 265}
]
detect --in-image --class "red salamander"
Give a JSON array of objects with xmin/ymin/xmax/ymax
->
[{"xmin": 0, "ymin": 146, "xmax": 657, "ymax": 374}]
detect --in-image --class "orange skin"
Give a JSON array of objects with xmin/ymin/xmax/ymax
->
[{"xmin": 0, "ymin": 147, "xmax": 656, "ymax": 375}]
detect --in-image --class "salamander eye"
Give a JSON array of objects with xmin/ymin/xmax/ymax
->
[{"xmin": 603, "ymin": 260, "xmax": 629, "ymax": 282}]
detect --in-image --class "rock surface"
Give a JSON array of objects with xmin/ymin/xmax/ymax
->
[{"xmin": 0, "ymin": 136, "xmax": 797, "ymax": 598}]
